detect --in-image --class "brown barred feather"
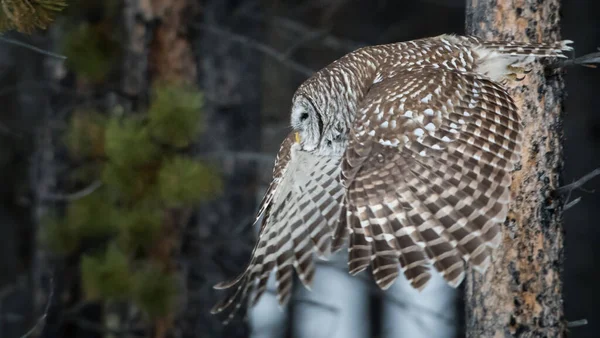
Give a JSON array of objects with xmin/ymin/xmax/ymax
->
[
  {"xmin": 213, "ymin": 34, "xmax": 573, "ymax": 324},
  {"xmin": 211, "ymin": 132, "xmax": 343, "ymax": 322},
  {"xmin": 341, "ymin": 67, "xmax": 521, "ymax": 290}
]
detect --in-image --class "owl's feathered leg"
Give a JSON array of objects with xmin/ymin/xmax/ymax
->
[{"xmin": 505, "ymin": 64, "xmax": 532, "ymax": 82}]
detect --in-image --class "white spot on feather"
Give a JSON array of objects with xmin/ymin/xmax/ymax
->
[
  {"xmin": 380, "ymin": 139, "xmax": 400, "ymax": 147},
  {"xmin": 383, "ymin": 233, "xmax": 395, "ymax": 241}
]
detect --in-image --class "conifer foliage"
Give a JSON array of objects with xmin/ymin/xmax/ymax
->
[
  {"xmin": 0, "ymin": 0, "xmax": 67, "ymax": 33},
  {"xmin": 42, "ymin": 82, "xmax": 221, "ymax": 323}
]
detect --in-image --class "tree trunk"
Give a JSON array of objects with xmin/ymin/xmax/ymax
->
[
  {"xmin": 464, "ymin": 1, "xmax": 566, "ymax": 337},
  {"xmin": 178, "ymin": 1, "xmax": 263, "ymax": 337}
]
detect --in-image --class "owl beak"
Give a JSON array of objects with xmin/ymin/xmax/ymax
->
[{"xmin": 294, "ymin": 132, "xmax": 301, "ymax": 144}]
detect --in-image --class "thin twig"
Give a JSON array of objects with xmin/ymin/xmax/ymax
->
[
  {"xmin": 195, "ymin": 24, "xmax": 315, "ymax": 77},
  {"xmin": 556, "ymin": 49, "xmax": 600, "ymax": 68},
  {"xmin": 563, "ymin": 196, "xmax": 581, "ymax": 211},
  {"xmin": 557, "ymin": 168, "xmax": 600, "ymax": 194},
  {"xmin": 263, "ymin": 289, "xmax": 340, "ymax": 314},
  {"xmin": 0, "ymin": 36, "xmax": 67, "ymax": 60},
  {"xmin": 42, "ymin": 181, "xmax": 103, "ymax": 201},
  {"xmin": 240, "ymin": 12, "xmax": 365, "ymax": 52},
  {"xmin": 20, "ymin": 276, "xmax": 53, "ymax": 338},
  {"xmin": 282, "ymin": 28, "xmax": 328, "ymax": 57},
  {"xmin": 567, "ymin": 319, "xmax": 588, "ymax": 328}
]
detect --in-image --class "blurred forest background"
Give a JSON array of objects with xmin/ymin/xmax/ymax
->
[{"xmin": 0, "ymin": 0, "xmax": 598, "ymax": 337}]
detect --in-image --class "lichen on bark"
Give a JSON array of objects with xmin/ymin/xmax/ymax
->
[{"xmin": 465, "ymin": 0, "xmax": 566, "ymax": 337}]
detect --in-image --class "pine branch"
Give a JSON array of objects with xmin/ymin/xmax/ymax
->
[{"xmin": 0, "ymin": 0, "xmax": 67, "ymax": 33}]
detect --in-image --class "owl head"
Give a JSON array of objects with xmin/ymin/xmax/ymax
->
[{"xmin": 290, "ymin": 93, "xmax": 346, "ymax": 156}]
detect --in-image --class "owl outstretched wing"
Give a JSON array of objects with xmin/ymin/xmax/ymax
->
[
  {"xmin": 211, "ymin": 35, "xmax": 573, "ymax": 323},
  {"xmin": 336, "ymin": 66, "xmax": 522, "ymax": 290},
  {"xmin": 211, "ymin": 132, "xmax": 344, "ymax": 323}
]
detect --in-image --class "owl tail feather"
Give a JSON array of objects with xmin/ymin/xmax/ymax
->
[{"xmin": 466, "ymin": 35, "xmax": 574, "ymax": 58}]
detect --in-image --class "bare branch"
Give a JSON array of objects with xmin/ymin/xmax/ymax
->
[
  {"xmin": 240, "ymin": 12, "xmax": 365, "ymax": 52},
  {"xmin": 263, "ymin": 289, "xmax": 340, "ymax": 314},
  {"xmin": 195, "ymin": 24, "xmax": 315, "ymax": 77},
  {"xmin": 282, "ymin": 28, "xmax": 329, "ymax": 57},
  {"xmin": 556, "ymin": 50, "xmax": 600, "ymax": 68},
  {"xmin": 557, "ymin": 168, "xmax": 600, "ymax": 194},
  {"xmin": 567, "ymin": 319, "xmax": 588, "ymax": 328},
  {"xmin": 563, "ymin": 196, "xmax": 581, "ymax": 211},
  {"xmin": 21, "ymin": 276, "xmax": 53, "ymax": 338},
  {"xmin": 42, "ymin": 181, "xmax": 103, "ymax": 202},
  {"xmin": 0, "ymin": 36, "xmax": 67, "ymax": 60}
]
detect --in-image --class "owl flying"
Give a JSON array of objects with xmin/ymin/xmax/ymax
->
[{"xmin": 211, "ymin": 34, "xmax": 573, "ymax": 323}]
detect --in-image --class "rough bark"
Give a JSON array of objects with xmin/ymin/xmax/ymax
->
[{"xmin": 465, "ymin": 1, "xmax": 566, "ymax": 337}]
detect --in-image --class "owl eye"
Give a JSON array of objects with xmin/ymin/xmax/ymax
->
[{"xmin": 300, "ymin": 112, "xmax": 309, "ymax": 121}]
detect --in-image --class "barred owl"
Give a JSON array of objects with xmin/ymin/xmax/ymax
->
[{"xmin": 212, "ymin": 34, "xmax": 572, "ymax": 322}]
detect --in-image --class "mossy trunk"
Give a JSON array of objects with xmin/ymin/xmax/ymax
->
[{"xmin": 464, "ymin": 0, "xmax": 566, "ymax": 337}]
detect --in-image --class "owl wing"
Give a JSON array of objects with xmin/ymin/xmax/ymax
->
[
  {"xmin": 211, "ymin": 132, "xmax": 344, "ymax": 323},
  {"xmin": 336, "ymin": 66, "xmax": 522, "ymax": 290}
]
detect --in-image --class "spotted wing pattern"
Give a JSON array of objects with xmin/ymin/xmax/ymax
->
[
  {"xmin": 211, "ymin": 132, "xmax": 344, "ymax": 323},
  {"xmin": 337, "ymin": 67, "xmax": 521, "ymax": 290},
  {"xmin": 212, "ymin": 34, "xmax": 574, "ymax": 324}
]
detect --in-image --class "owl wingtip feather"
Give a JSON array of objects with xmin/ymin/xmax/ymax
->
[
  {"xmin": 411, "ymin": 273, "xmax": 432, "ymax": 291},
  {"xmin": 213, "ymin": 278, "xmax": 241, "ymax": 290}
]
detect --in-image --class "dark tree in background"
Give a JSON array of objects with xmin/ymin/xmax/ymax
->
[
  {"xmin": 0, "ymin": 1, "xmax": 599, "ymax": 338},
  {"xmin": 179, "ymin": 0, "xmax": 264, "ymax": 336}
]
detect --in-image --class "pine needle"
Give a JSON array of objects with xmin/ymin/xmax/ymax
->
[{"xmin": 0, "ymin": 0, "xmax": 67, "ymax": 33}]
